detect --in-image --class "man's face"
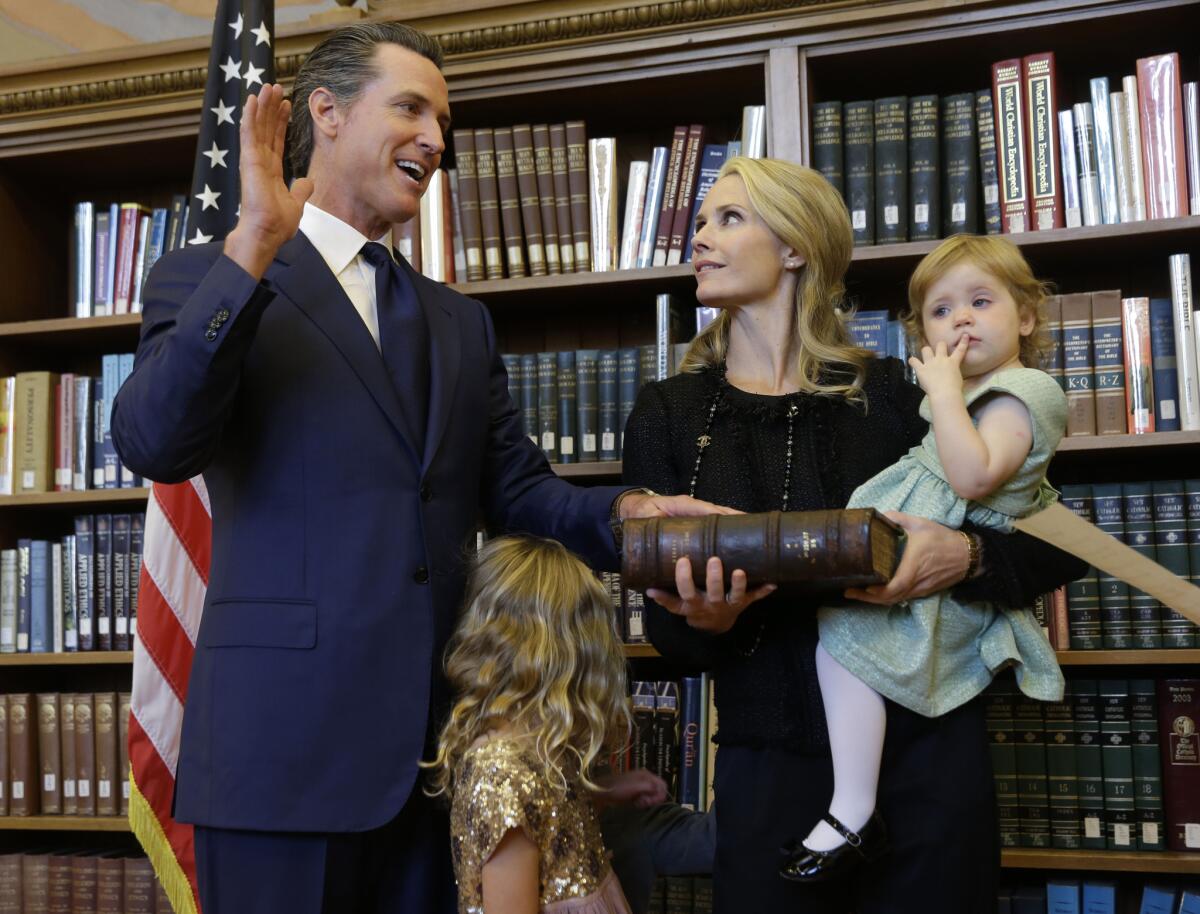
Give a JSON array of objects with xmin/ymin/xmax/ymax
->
[{"xmin": 324, "ymin": 43, "xmax": 450, "ymax": 237}]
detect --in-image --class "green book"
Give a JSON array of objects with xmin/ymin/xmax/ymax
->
[
  {"xmin": 985, "ymin": 679, "xmax": 1021, "ymax": 847},
  {"xmin": 646, "ymin": 877, "xmax": 666, "ymax": 914},
  {"xmin": 1130, "ymin": 679, "xmax": 1165, "ymax": 850},
  {"xmin": 1073, "ymin": 679, "xmax": 1106, "ymax": 849},
  {"xmin": 1184, "ymin": 480, "xmax": 1200, "ymax": 618},
  {"xmin": 663, "ymin": 875, "xmax": 694, "ymax": 914},
  {"xmin": 1099, "ymin": 679, "xmax": 1136, "ymax": 850},
  {"xmin": 1122, "ymin": 481, "xmax": 1162, "ymax": 648},
  {"xmin": 1044, "ymin": 691, "xmax": 1081, "ymax": 849},
  {"xmin": 1060, "ymin": 485, "xmax": 1102, "ymax": 649},
  {"xmin": 691, "ymin": 876, "xmax": 713, "ymax": 914},
  {"xmin": 1091, "ymin": 483, "xmax": 1132, "ymax": 649},
  {"xmin": 1014, "ymin": 692, "xmax": 1050, "ymax": 847},
  {"xmin": 1151, "ymin": 480, "xmax": 1195, "ymax": 647}
]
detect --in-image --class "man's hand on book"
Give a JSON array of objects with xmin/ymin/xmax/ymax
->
[
  {"xmin": 617, "ymin": 491, "xmax": 740, "ymax": 520},
  {"xmin": 843, "ymin": 511, "xmax": 971, "ymax": 605},
  {"xmin": 647, "ymin": 556, "xmax": 776, "ymax": 634}
]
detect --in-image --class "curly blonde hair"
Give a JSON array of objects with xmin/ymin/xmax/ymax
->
[
  {"xmin": 903, "ymin": 234, "xmax": 1053, "ymax": 368},
  {"xmin": 680, "ymin": 156, "xmax": 872, "ymax": 403},
  {"xmin": 424, "ymin": 535, "xmax": 631, "ymax": 797}
]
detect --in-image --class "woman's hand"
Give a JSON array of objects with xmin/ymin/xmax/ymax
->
[
  {"xmin": 908, "ymin": 337, "xmax": 968, "ymax": 399},
  {"xmin": 647, "ymin": 556, "xmax": 777, "ymax": 634},
  {"xmin": 843, "ymin": 511, "xmax": 970, "ymax": 605},
  {"xmin": 593, "ymin": 768, "xmax": 670, "ymax": 809}
]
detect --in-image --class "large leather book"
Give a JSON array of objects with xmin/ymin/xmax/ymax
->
[
  {"xmin": 1130, "ymin": 679, "xmax": 1166, "ymax": 851},
  {"xmin": 667, "ymin": 125, "xmax": 706, "ymax": 265},
  {"xmin": 450, "ymin": 129, "xmax": 485, "ymax": 282},
  {"xmin": 1099, "ymin": 679, "xmax": 1135, "ymax": 850},
  {"xmin": 941, "ymin": 92, "xmax": 978, "ymax": 235},
  {"xmin": 652, "ymin": 126, "xmax": 688, "ymax": 267},
  {"xmin": 616, "ymin": 347, "xmax": 639, "ymax": 457},
  {"xmin": 21, "ymin": 853, "xmax": 49, "ymax": 914},
  {"xmin": 574, "ymin": 350, "xmax": 599, "ymax": 463},
  {"xmin": 1150, "ymin": 481, "xmax": 1195, "ymax": 648},
  {"xmin": 492, "ymin": 127, "xmax": 528, "ymax": 278},
  {"xmin": 1021, "ymin": 53, "xmax": 1063, "ymax": 230},
  {"xmin": 1014, "ymin": 692, "xmax": 1050, "ymax": 847},
  {"xmin": 811, "ymin": 101, "xmax": 843, "ymax": 194},
  {"xmin": 984, "ymin": 681, "xmax": 1020, "ymax": 847},
  {"xmin": 1059, "ymin": 485, "xmax": 1102, "ymax": 650},
  {"xmin": 1090, "ymin": 484, "xmax": 1131, "ymax": 650},
  {"xmin": 36, "ymin": 692, "xmax": 61, "ymax": 815},
  {"xmin": 992, "ymin": 60, "xmax": 1030, "ymax": 233},
  {"xmin": 843, "ymin": 100, "xmax": 875, "ymax": 245},
  {"xmin": 596, "ymin": 350, "xmax": 619, "ymax": 462},
  {"xmin": 556, "ymin": 351, "xmax": 576, "ymax": 465},
  {"xmin": 1136, "ymin": 53, "xmax": 1188, "ymax": 220},
  {"xmin": 1121, "ymin": 482, "xmax": 1162, "ymax": 650},
  {"xmin": 74, "ymin": 692, "xmax": 95, "ymax": 817},
  {"xmin": 511, "ymin": 125, "xmax": 547, "ymax": 277},
  {"xmin": 530, "ymin": 125, "xmax": 561, "ymax": 275},
  {"xmin": 1158, "ymin": 679, "xmax": 1200, "ymax": 851},
  {"xmin": 0, "ymin": 696, "xmax": 6, "ymax": 816},
  {"xmin": 1061, "ymin": 292, "xmax": 1097, "ymax": 435},
  {"xmin": 621, "ymin": 509, "xmax": 901, "ymax": 591},
  {"xmin": 548, "ymin": 124, "xmax": 576, "ymax": 273},
  {"xmin": 1043, "ymin": 294, "xmax": 1064, "ymax": 391},
  {"xmin": 7, "ymin": 694, "xmax": 37, "ymax": 816},
  {"xmin": 975, "ymin": 89, "xmax": 1002, "ymax": 235},
  {"xmin": 95, "ymin": 853, "xmax": 123, "ymax": 914},
  {"xmin": 472, "ymin": 128, "xmax": 505, "ymax": 280},
  {"xmin": 0, "ymin": 855, "xmax": 20, "ymax": 914},
  {"xmin": 70, "ymin": 854, "xmax": 99, "ymax": 914},
  {"xmin": 122, "ymin": 857, "xmax": 155, "ymax": 914},
  {"xmin": 564, "ymin": 121, "xmax": 591, "ymax": 271},
  {"xmin": 46, "ymin": 852, "xmax": 71, "ymax": 914},
  {"xmin": 907, "ymin": 95, "xmax": 939, "ymax": 241},
  {"xmin": 94, "ymin": 691, "xmax": 118, "ymax": 816},
  {"xmin": 15, "ymin": 371, "xmax": 58, "ymax": 494},
  {"xmin": 873, "ymin": 96, "xmax": 908, "ymax": 244},
  {"xmin": 1090, "ymin": 289, "xmax": 1127, "ymax": 435},
  {"xmin": 1044, "ymin": 692, "xmax": 1081, "ymax": 849},
  {"xmin": 117, "ymin": 691, "xmax": 130, "ymax": 816},
  {"xmin": 59, "ymin": 692, "xmax": 76, "ymax": 815}
]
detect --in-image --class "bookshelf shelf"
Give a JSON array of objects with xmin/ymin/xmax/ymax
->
[
  {"xmin": 623, "ymin": 643, "xmax": 660, "ymax": 658},
  {"xmin": 1001, "ymin": 849, "xmax": 1200, "ymax": 874},
  {"xmin": 0, "ymin": 314, "xmax": 142, "ymax": 339},
  {"xmin": 1054, "ymin": 431, "xmax": 1200, "ymax": 454},
  {"xmin": 0, "ymin": 489, "xmax": 149, "ymax": 508},
  {"xmin": 0, "ymin": 816, "xmax": 130, "ymax": 833},
  {"xmin": 0, "ymin": 651, "xmax": 132, "ymax": 667},
  {"xmin": 551, "ymin": 461, "xmax": 623, "ymax": 479},
  {"xmin": 451, "ymin": 263, "xmax": 696, "ymax": 300},
  {"xmin": 1056, "ymin": 649, "xmax": 1200, "ymax": 666}
]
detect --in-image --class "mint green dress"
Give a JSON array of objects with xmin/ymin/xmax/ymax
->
[{"xmin": 818, "ymin": 367, "xmax": 1067, "ymax": 717}]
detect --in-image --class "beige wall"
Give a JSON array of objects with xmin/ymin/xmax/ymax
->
[{"xmin": 0, "ymin": 0, "xmax": 342, "ymax": 64}]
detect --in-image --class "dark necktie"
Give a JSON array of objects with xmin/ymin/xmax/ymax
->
[{"xmin": 360, "ymin": 242, "xmax": 429, "ymax": 453}]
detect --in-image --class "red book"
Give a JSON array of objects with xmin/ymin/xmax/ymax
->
[
  {"xmin": 112, "ymin": 203, "xmax": 146, "ymax": 314},
  {"xmin": 1021, "ymin": 52, "xmax": 1064, "ymax": 230},
  {"xmin": 1137, "ymin": 53, "xmax": 1189, "ymax": 219},
  {"xmin": 1121, "ymin": 296, "xmax": 1154, "ymax": 434},
  {"xmin": 653, "ymin": 126, "xmax": 688, "ymax": 266},
  {"xmin": 992, "ymin": 59, "xmax": 1031, "ymax": 233},
  {"xmin": 1157, "ymin": 679, "xmax": 1200, "ymax": 851},
  {"xmin": 667, "ymin": 124, "xmax": 706, "ymax": 265}
]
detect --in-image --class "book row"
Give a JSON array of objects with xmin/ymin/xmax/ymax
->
[
  {"xmin": 0, "ymin": 692, "xmax": 131, "ymax": 819},
  {"xmin": 984, "ymin": 677, "xmax": 1200, "ymax": 854},
  {"xmin": 813, "ymin": 51, "xmax": 1200, "ymax": 245},
  {"xmin": 1000, "ymin": 879, "xmax": 1200, "ymax": 914},
  {"xmin": 0, "ymin": 513, "xmax": 146, "ymax": 655},
  {"xmin": 70, "ymin": 197, "xmax": 190, "ymax": 319},
  {"xmin": 1055, "ymin": 481, "xmax": 1199, "ymax": 650},
  {"xmin": 645, "ymin": 876, "xmax": 713, "ymax": 914},
  {"xmin": 0, "ymin": 358, "xmax": 148, "ymax": 496},
  {"xmin": 0, "ymin": 851, "xmax": 167, "ymax": 914}
]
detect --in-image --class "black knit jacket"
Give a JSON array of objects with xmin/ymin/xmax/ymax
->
[{"xmin": 621, "ymin": 358, "xmax": 1086, "ymax": 755}]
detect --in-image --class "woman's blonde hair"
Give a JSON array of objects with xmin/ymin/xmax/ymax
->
[
  {"xmin": 680, "ymin": 156, "xmax": 872, "ymax": 402},
  {"xmin": 903, "ymin": 234, "xmax": 1053, "ymax": 368},
  {"xmin": 425, "ymin": 535, "xmax": 631, "ymax": 797}
]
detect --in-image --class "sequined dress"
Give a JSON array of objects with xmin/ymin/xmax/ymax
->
[
  {"xmin": 450, "ymin": 736, "xmax": 632, "ymax": 914},
  {"xmin": 818, "ymin": 367, "xmax": 1068, "ymax": 716}
]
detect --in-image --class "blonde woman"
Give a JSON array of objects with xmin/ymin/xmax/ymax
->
[
  {"xmin": 621, "ymin": 157, "xmax": 1085, "ymax": 913},
  {"xmin": 427, "ymin": 536, "xmax": 666, "ymax": 914}
]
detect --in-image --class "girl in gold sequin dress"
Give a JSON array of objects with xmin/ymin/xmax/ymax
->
[{"xmin": 426, "ymin": 535, "xmax": 668, "ymax": 914}]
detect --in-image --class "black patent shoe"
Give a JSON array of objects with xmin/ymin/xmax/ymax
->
[{"xmin": 778, "ymin": 811, "xmax": 889, "ymax": 884}]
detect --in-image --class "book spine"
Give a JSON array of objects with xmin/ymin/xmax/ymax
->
[
  {"xmin": 1023, "ymin": 53, "xmax": 1063, "ymax": 230},
  {"xmin": 0, "ymin": 549, "xmax": 14, "ymax": 654},
  {"xmin": 941, "ymin": 93, "xmax": 977, "ymax": 235},
  {"xmin": 1148, "ymin": 297, "xmax": 1181, "ymax": 431},
  {"xmin": 549, "ymin": 124, "xmax": 576, "ymax": 273},
  {"xmin": 36, "ymin": 693, "xmax": 61, "ymax": 814},
  {"xmin": 7, "ymin": 694, "xmax": 37, "ymax": 815},
  {"xmin": 111, "ymin": 514, "xmax": 130, "ymax": 650},
  {"xmin": 1185, "ymin": 82, "xmax": 1200, "ymax": 215},
  {"xmin": 1014, "ymin": 693, "xmax": 1050, "ymax": 847},
  {"xmin": 1169, "ymin": 254, "xmax": 1200, "ymax": 429},
  {"xmin": 501, "ymin": 353, "xmax": 521, "ymax": 415},
  {"xmin": 1137, "ymin": 53, "xmax": 1188, "ymax": 220},
  {"xmin": 575, "ymin": 350, "xmax": 599, "ymax": 463},
  {"xmin": 812, "ymin": 101, "xmax": 844, "ymax": 195},
  {"xmin": 741, "ymin": 104, "xmax": 766, "ymax": 158},
  {"xmin": 586, "ymin": 137, "xmax": 618, "ymax": 272},
  {"xmin": 59, "ymin": 692, "xmax": 75, "ymax": 814},
  {"xmin": 1099, "ymin": 679, "xmax": 1136, "ymax": 850},
  {"xmin": 16, "ymin": 538, "xmax": 30, "ymax": 652},
  {"xmin": 1061, "ymin": 293, "xmax": 1097, "ymax": 435},
  {"xmin": 617, "ymin": 347, "xmax": 639, "ymax": 457},
  {"xmin": 1122, "ymin": 481, "xmax": 1162, "ymax": 649},
  {"xmin": 74, "ymin": 693, "xmax": 95, "ymax": 815},
  {"xmin": 1044, "ymin": 694, "xmax": 1081, "ymax": 849},
  {"xmin": 565, "ymin": 121, "xmax": 591, "ymax": 271},
  {"xmin": 1109, "ymin": 92, "xmax": 1137, "ymax": 224},
  {"xmin": 0, "ymin": 376, "xmax": 12, "ymax": 496},
  {"xmin": 637, "ymin": 147, "xmax": 669, "ymax": 269},
  {"xmin": 1187, "ymin": 480, "xmax": 1200, "ymax": 603},
  {"xmin": 1074, "ymin": 102, "xmax": 1103, "ymax": 227},
  {"xmin": 536, "ymin": 352, "xmax": 558, "ymax": 462},
  {"xmin": 451, "ymin": 129, "xmax": 485, "ymax": 282},
  {"xmin": 1121, "ymin": 297, "xmax": 1154, "ymax": 434},
  {"xmin": 473, "ymin": 128, "xmax": 506, "ymax": 280},
  {"xmin": 1090, "ymin": 289, "xmax": 1127, "ymax": 435},
  {"xmin": 101, "ymin": 354, "xmax": 119, "ymax": 488},
  {"xmin": 1130, "ymin": 679, "xmax": 1165, "ymax": 851},
  {"xmin": 130, "ymin": 212, "xmax": 152, "ymax": 311},
  {"xmin": 117, "ymin": 354, "xmax": 136, "ymax": 487},
  {"xmin": 678, "ymin": 676, "xmax": 704, "ymax": 810},
  {"xmin": 1044, "ymin": 295, "xmax": 1065, "ymax": 391},
  {"xmin": 985, "ymin": 682, "xmax": 1021, "ymax": 847},
  {"xmin": 512, "ymin": 125, "xmax": 547, "ymax": 277},
  {"xmin": 1091, "ymin": 483, "xmax": 1132, "ymax": 649},
  {"xmin": 418, "ymin": 169, "xmax": 449, "ymax": 282},
  {"xmin": 556, "ymin": 351, "xmax": 576, "ymax": 464},
  {"xmin": 54, "ymin": 375, "xmax": 72, "ymax": 492},
  {"xmin": 130, "ymin": 513, "xmax": 143, "ymax": 646},
  {"xmin": 993, "ymin": 61, "xmax": 1030, "ymax": 233},
  {"xmin": 118, "ymin": 691, "xmax": 130, "ymax": 815},
  {"xmin": 93, "ymin": 209, "xmax": 111, "ymax": 315},
  {"xmin": 112, "ymin": 203, "xmax": 139, "ymax": 312},
  {"xmin": 667, "ymin": 125, "xmax": 706, "ymax": 265},
  {"xmin": 907, "ymin": 95, "xmax": 939, "ymax": 241},
  {"xmin": 94, "ymin": 691, "xmax": 118, "ymax": 816},
  {"xmin": 844, "ymin": 101, "xmax": 876, "ymax": 245},
  {"xmin": 631, "ymin": 681, "xmax": 655, "ymax": 771},
  {"xmin": 95, "ymin": 513, "xmax": 112, "ymax": 650},
  {"xmin": 1073, "ymin": 680, "xmax": 1106, "ymax": 848},
  {"xmin": 976, "ymin": 89, "xmax": 1002, "ymax": 235},
  {"xmin": 1060, "ymin": 485, "xmax": 1102, "ymax": 650},
  {"xmin": 618, "ymin": 160, "xmax": 649, "ymax": 271},
  {"xmin": 1158, "ymin": 679, "xmax": 1200, "ymax": 851},
  {"xmin": 874, "ymin": 96, "xmax": 908, "ymax": 244},
  {"xmin": 531, "ymin": 124, "xmax": 561, "ymax": 275},
  {"xmin": 1089, "ymin": 77, "xmax": 1121, "ymax": 224},
  {"xmin": 597, "ymin": 350, "xmax": 619, "ymax": 461},
  {"xmin": 684, "ymin": 144, "xmax": 728, "ymax": 259},
  {"xmin": 75, "ymin": 202, "xmax": 94, "ymax": 318},
  {"xmin": 75, "ymin": 514, "xmax": 94, "ymax": 651},
  {"xmin": 653, "ymin": 126, "xmax": 688, "ymax": 266},
  {"xmin": 29, "ymin": 540, "xmax": 50, "ymax": 653},
  {"xmin": 652, "ymin": 681, "xmax": 680, "ymax": 796},
  {"xmin": 519, "ymin": 353, "xmax": 538, "ymax": 443},
  {"xmin": 1121, "ymin": 75, "xmax": 1149, "ymax": 221},
  {"xmin": 1151, "ymin": 480, "xmax": 1195, "ymax": 647},
  {"xmin": 493, "ymin": 127, "xmax": 527, "ymax": 278},
  {"xmin": 15, "ymin": 371, "xmax": 56, "ymax": 493}
]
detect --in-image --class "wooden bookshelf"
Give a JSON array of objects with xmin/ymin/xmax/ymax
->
[
  {"xmin": 0, "ymin": 489, "xmax": 149, "ymax": 508},
  {"xmin": 551, "ymin": 461, "xmax": 623, "ymax": 479},
  {"xmin": 0, "ymin": 314, "xmax": 142, "ymax": 339},
  {"xmin": 1055, "ymin": 431, "xmax": 1200, "ymax": 454},
  {"xmin": 623, "ymin": 643, "xmax": 660, "ymax": 658},
  {"xmin": 1001, "ymin": 849, "xmax": 1200, "ymax": 874},
  {"xmin": 1056, "ymin": 649, "xmax": 1200, "ymax": 666},
  {"xmin": 0, "ymin": 816, "xmax": 129, "ymax": 833},
  {"xmin": 0, "ymin": 651, "xmax": 132, "ymax": 667}
]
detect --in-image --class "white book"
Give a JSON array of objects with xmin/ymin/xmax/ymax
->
[
  {"xmin": 587, "ymin": 137, "xmax": 618, "ymax": 272},
  {"xmin": 1058, "ymin": 109, "xmax": 1082, "ymax": 228},
  {"xmin": 51, "ymin": 541, "xmax": 63, "ymax": 653},
  {"xmin": 419, "ymin": 169, "xmax": 449, "ymax": 283},
  {"xmin": 1110, "ymin": 91, "xmax": 1137, "ymax": 224},
  {"xmin": 0, "ymin": 376, "xmax": 13, "ymax": 496},
  {"xmin": 618, "ymin": 161, "xmax": 649, "ymax": 271},
  {"xmin": 63, "ymin": 535, "xmax": 77, "ymax": 652},
  {"xmin": 741, "ymin": 105, "xmax": 766, "ymax": 159},
  {"xmin": 74, "ymin": 202, "xmax": 94, "ymax": 319},
  {"xmin": 1184, "ymin": 82, "xmax": 1200, "ymax": 216},
  {"xmin": 0, "ymin": 548, "xmax": 15, "ymax": 653},
  {"xmin": 1073, "ymin": 102, "xmax": 1103, "ymax": 226},
  {"xmin": 1169, "ymin": 253, "xmax": 1200, "ymax": 431},
  {"xmin": 1089, "ymin": 77, "xmax": 1121, "ymax": 224},
  {"xmin": 656, "ymin": 292, "xmax": 684, "ymax": 381},
  {"xmin": 636, "ymin": 147, "xmax": 669, "ymax": 269},
  {"xmin": 447, "ymin": 168, "xmax": 468, "ymax": 281},
  {"xmin": 1122, "ymin": 75, "xmax": 1148, "ymax": 221},
  {"xmin": 130, "ymin": 213, "xmax": 151, "ymax": 314}
]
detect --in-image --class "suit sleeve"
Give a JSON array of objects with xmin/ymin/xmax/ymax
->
[
  {"xmin": 111, "ymin": 247, "xmax": 276, "ymax": 483},
  {"xmin": 475, "ymin": 301, "xmax": 627, "ymax": 570}
]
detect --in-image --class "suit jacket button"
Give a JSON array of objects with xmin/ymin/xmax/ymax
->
[
  {"xmin": 419, "ymin": 483, "xmax": 432, "ymax": 502},
  {"xmin": 413, "ymin": 566, "xmax": 429, "ymax": 585},
  {"xmin": 217, "ymin": 308, "xmax": 230, "ymax": 322},
  {"xmin": 204, "ymin": 329, "xmax": 218, "ymax": 341}
]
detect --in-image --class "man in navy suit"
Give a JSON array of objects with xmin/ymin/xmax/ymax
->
[{"xmin": 112, "ymin": 22, "xmax": 728, "ymax": 914}]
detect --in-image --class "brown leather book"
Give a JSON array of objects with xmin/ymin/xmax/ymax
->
[
  {"xmin": 0, "ymin": 693, "xmax": 8, "ymax": 816},
  {"xmin": 1021, "ymin": 52, "xmax": 1064, "ymax": 230},
  {"xmin": 1090, "ymin": 289, "xmax": 1127, "ymax": 435},
  {"xmin": 47, "ymin": 852, "xmax": 72, "ymax": 914},
  {"xmin": 122, "ymin": 857, "xmax": 155, "ymax": 914},
  {"xmin": 1157, "ymin": 679, "xmax": 1200, "ymax": 850},
  {"xmin": 21, "ymin": 853, "xmax": 49, "ymax": 914},
  {"xmin": 440, "ymin": 168, "xmax": 456, "ymax": 285},
  {"xmin": 472, "ymin": 128, "xmax": 506, "ymax": 280},
  {"xmin": 621, "ymin": 509, "xmax": 903, "ymax": 591},
  {"xmin": 70, "ymin": 854, "xmax": 99, "ymax": 914},
  {"xmin": 74, "ymin": 693, "xmax": 96, "ymax": 817},
  {"xmin": 530, "ymin": 124, "xmax": 561, "ymax": 275},
  {"xmin": 153, "ymin": 877, "xmax": 171, "ymax": 914},
  {"xmin": 564, "ymin": 121, "xmax": 591, "ymax": 271},
  {"xmin": 59, "ymin": 693, "xmax": 76, "ymax": 815},
  {"xmin": 93, "ymin": 691, "xmax": 118, "ymax": 817},
  {"xmin": 991, "ymin": 59, "xmax": 1031, "ymax": 233},
  {"xmin": 667, "ymin": 124, "xmax": 706, "ymax": 265},
  {"xmin": 492, "ymin": 127, "xmax": 527, "ymax": 278},
  {"xmin": 117, "ymin": 692, "xmax": 131, "ymax": 816},
  {"xmin": 36, "ymin": 693, "xmax": 62, "ymax": 815},
  {"xmin": 1062, "ymin": 291, "xmax": 1097, "ymax": 435},
  {"xmin": 450, "ymin": 129, "xmax": 485, "ymax": 282},
  {"xmin": 653, "ymin": 126, "xmax": 688, "ymax": 267},
  {"xmin": 95, "ymin": 853, "xmax": 124, "ymax": 914},
  {"xmin": 0, "ymin": 854, "xmax": 19, "ymax": 913},
  {"xmin": 7, "ymin": 694, "xmax": 38, "ymax": 816},
  {"xmin": 549, "ymin": 124, "xmax": 576, "ymax": 273},
  {"xmin": 512, "ymin": 124, "xmax": 547, "ymax": 277}
]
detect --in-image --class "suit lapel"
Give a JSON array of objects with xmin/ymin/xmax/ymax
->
[{"xmin": 268, "ymin": 232, "xmax": 421, "ymax": 462}]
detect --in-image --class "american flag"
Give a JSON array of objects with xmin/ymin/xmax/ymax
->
[{"xmin": 129, "ymin": 3, "xmax": 273, "ymax": 912}]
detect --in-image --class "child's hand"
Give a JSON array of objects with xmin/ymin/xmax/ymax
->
[
  {"xmin": 595, "ymin": 769, "xmax": 669, "ymax": 808},
  {"xmin": 908, "ymin": 336, "xmax": 969, "ymax": 397}
]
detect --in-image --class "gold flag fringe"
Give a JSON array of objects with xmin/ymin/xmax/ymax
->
[{"xmin": 129, "ymin": 766, "xmax": 200, "ymax": 914}]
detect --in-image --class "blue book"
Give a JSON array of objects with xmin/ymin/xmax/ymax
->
[
  {"xmin": 1048, "ymin": 880, "xmax": 1081, "ymax": 914},
  {"xmin": 142, "ymin": 207, "xmax": 169, "ymax": 290},
  {"xmin": 1139, "ymin": 885, "xmax": 1176, "ymax": 914},
  {"xmin": 28, "ymin": 540, "xmax": 51, "ymax": 653},
  {"xmin": 575, "ymin": 350, "xmax": 599, "ymax": 463},
  {"xmin": 1012, "ymin": 885, "xmax": 1047, "ymax": 914},
  {"xmin": 617, "ymin": 347, "xmax": 639, "ymax": 457},
  {"xmin": 74, "ymin": 515, "xmax": 95, "ymax": 651},
  {"xmin": 1149, "ymin": 297, "xmax": 1181, "ymax": 431},
  {"xmin": 845, "ymin": 309, "xmax": 889, "ymax": 355},
  {"xmin": 1177, "ymin": 888, "xmax": 1200, "ymax": 914},
  {"xmin": 117, "ymin": 354, "xmax": 138, "ymax": 487},
  {"xmin": 678, "ymin": 676, "xmax": 705, "ymax": 810},
  {"xmin": 683, "ymin": 144, "xmax": 728, "ymax": 260},
  {"xmin": 536, "ymin": 353, "xmax": 558, "ymax": 462},
  {"xmin": 597, "ymin": 350, "xmax": 619, "ymax": 462},
  {"xmin": 1082, "ymin": 881, "xmax": 1116, "ymax": 914},
  {"xmin": 500, "ymin": 353, "xmax": 521, "ymax": 409},
  {"xmin": 556, "ymin": 351, "xmax": 577, "ymax": 464},
  {"xmin": 519, "ymin": 353, "xmax": 538, "ymax": 444},
  {"xmin": 16, "ymin": 538, "xmax": 31, "ymax": 652},
  {"xmin": 106, "ymin": 202, "xmax": 119, "ymax": 305},
  {"xmin": 90, "ymin": 377, "xmax": 105, "ymax": 489},
  {"xmin": 101, "ymin": 355, "xmax": 120, "ymax": 488}
]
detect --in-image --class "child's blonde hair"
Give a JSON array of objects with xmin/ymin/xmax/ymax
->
[
  {"xmin": 903, "ymin": 234, "xmax": 1053, "ymax": 368},
  {"xmin": 425, "ymin": 535, "xmax": 631, "ymax": 797}
]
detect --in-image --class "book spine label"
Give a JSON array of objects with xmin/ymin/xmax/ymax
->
[
  {"xmin": 531, "ymin": 125, "xmax": 561, "ymax": 275},
  {"xmin": 1121, "ymin": 297, "xmax": 1154, "ymax": 433},
  {"xmin": 565, "ymin": 121, "xmax": 591, "ymax": 270},
  {"xmin": 1061, "ymin": 293, "xmax": 1097, "ymax": 434},
  {"xmin": 874, "ymin": 96, "xmax": 908, "ymax": 244},
  {"xmin": 1089, "ymin": 77, "xmax": 1121, "ymax": 224},
  {"xmin": 907, "ymin": 95, "xmax": 939, "ymax": 241},
  {"xmin": 1137, "ymin": 53, "xmax": 1188, "ymax": 220},
  {"xmin": 555, "ymin": 351, "xmax": 576, "ymax": 463},
  {"xmin": 812, "ymin": 101, "xmax": 844, "ymax": 195},
  {"xmin": 1090, "ymin": 290, "xmax": 1127, "ymax": 435},
  {"xmin": 941, "ymin": 93, "xmax": 978, "ymax": 235},
  {"xmin": 844, "ymin": 101, "xmax": 876, "ymax": 245},
  {"xmin": 451, "ymin": 129, "xmax": 485, "ymax": 282},
  {"xmin": 1023, "ymin": 53, "xmax": 1063, "ymax": 230}
]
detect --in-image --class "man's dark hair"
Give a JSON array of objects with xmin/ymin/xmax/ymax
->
[{"xmin": 287, "ymin": 22, "xmax": 444, "ymax": 178}]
